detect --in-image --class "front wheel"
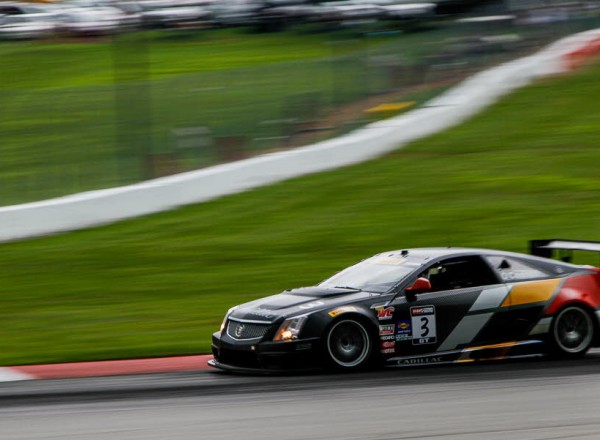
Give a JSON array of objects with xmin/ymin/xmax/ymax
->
[
  {"xmin": 550, "ymin": 306, "xmax": 594, "ymax": 358},
  {"xmin": 324, "ymin": 319, "xmax": 373, "ymax": 371}
]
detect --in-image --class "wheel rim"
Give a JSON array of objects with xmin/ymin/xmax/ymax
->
[
  {"xmin": 327, "ymin": 320, "xmax": 370, "ymax": 368},
  {"xmin": 554, "ymin": 307, "xmax": 593, "ymax": 354}
]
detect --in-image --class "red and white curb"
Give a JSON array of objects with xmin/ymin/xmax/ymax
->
[
  {"xmin": 562, "ymin": 31, "xmax": 600, "ymax": 71},
  {"xmin": 0, "ymin": 355, "xmax": 213, "ymax": 382}
]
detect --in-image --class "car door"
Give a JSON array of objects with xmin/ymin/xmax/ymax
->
[{"xmin": 378, "ymin": 255, "xmax": 513, "ymax": 360}]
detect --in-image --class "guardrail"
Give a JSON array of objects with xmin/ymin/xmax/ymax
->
[{"xmin": 0, "ymin": 28, "xmax": 599, "ymax": 243}]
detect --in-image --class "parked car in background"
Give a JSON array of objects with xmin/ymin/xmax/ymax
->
[
  {"xmin": 139, "ymin": 0, "xmax": 212, "ymax": 29},
  {"xmin": 54, "ymin": 6, "xmax": 128, "ymax": 36},
  {"xmin": 0, "ymin": 13, "xmax": 56, "ymax": 39},
  {"xmin": 209, "ymin": 0, "xmax": 261, "ymax": 26},
  {"xmin": 61, "ymin": 0, "xmax": 142, "ymax": 29},
  {"xmin": 0, "ymin": 2, "xmax": 57, "ymax": 16},
  {"xmin": 381, "ymin": 3, "xmax": 436, "ymax": 20}
]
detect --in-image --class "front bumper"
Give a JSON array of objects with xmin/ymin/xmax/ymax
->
[{"xmin": 211, "ymin": 332, "xmax": 322, "ymax": 372}]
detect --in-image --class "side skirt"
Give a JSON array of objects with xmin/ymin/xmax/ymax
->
[{"xmin": 385, "ymin": 340, "xmax": 545, "ymax": 367}]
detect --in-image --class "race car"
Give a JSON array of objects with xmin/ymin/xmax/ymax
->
[{"xmin": 209, "ymin": 239, "xmax": 600, "ymax": 373}]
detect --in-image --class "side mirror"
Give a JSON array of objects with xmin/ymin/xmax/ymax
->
[{"xmin": 405, "ymin": 277, "xmax": 432, "ymax": 297}]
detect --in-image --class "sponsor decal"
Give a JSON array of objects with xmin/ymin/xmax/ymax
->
[
  {"xmin": 410, "ymin": 305, "xmax": 437, "ymax": 345},
  {"xmin": 376, "ymin": 306, "xmax": 395, "ymax": 320},
  {"xmin": 381, "ymin": 348, "xmax": 395, "ymax": 354},
  {"xmin": 397, "ymin": 320, "xmax": 410, "ymax": 331},
  {"xmin": 411, "ymin": 306, "xmax": 435, "ymax": 316},
  {"xmin": 381, "ymin": 335, "xmax": 395, "ymax": 341},
  {"xmin": 328, "ymin": 306, "xmax": 357, "ymax": 318},
  {"xmin": 396, "ymin": 319, "xmax": 412, "ymax": 342},
  {"xmin": 379, "ymin": 324, "xmax": 395, "ymax": 336},
  {"xmin": 397, "ymin": 356, "xmax": 442, "ymax": 365},
  {"xmin": 381, "ymin": 341, "xmax": 395, "ymax": 349}
]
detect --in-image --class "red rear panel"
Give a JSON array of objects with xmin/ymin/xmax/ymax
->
[{"xmin": 545, "ymin": 272, "xmax": 600, "ymax": 315}]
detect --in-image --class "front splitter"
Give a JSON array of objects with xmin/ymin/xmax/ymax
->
[{"xmin": 208, "ymin": 359, "xmax": 321, "ymax": 375}]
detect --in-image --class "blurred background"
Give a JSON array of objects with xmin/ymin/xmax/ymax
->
[{"xmin": 1, "ymin": 0, "xmax": 599, "ymax": 205}]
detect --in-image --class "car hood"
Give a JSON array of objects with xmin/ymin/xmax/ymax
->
[{"xmin": 229, "ymin": 286, "xmax": 373, "ymax": 322}]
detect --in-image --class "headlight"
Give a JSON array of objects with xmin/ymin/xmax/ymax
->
[
  {"xmin": 220, "ymin": 306, "xmax": 239, "ymax": 332},
  {"xmin": 273, "ymin": 315, "xmax": 308, "ymax": 342}
]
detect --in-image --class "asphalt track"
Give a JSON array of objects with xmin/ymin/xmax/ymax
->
[{"xmin": 3, "ymin": 351, "xmax": 600, "ymax": 439}]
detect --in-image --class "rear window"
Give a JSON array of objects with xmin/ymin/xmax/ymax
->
[{"xmin": 485, "ymin": 256, "xmax": 551, "ymax": 282}]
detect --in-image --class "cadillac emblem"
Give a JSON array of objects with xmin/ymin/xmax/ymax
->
[{"xmin": 235, "ymin": 323, "xmax": 245, "ymax": 338}]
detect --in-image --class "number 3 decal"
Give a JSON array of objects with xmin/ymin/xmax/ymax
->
[
  {"xmin": 410, "ymin": 306, "xmax": 437, "ymax": 345},
  {"xmin": 420, "ymin": 317, "xmax": 430, "ymax": 337}
]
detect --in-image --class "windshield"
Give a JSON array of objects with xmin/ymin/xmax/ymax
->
[{"xmin": 319, "ymin": 255, "xmax": 421, "ymax": 293}]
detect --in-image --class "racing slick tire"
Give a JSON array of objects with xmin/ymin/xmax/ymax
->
[
  {"xmin": 549, "ymin": 305, "xmax": 595, "ymax": 359},
  {"xmin": 324, "ymin": 318, "xmax": 375, "ymax": 371}
]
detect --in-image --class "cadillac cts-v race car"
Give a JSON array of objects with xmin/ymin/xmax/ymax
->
[{"xmin": 209, "ymin": 239, "xmax": 600, "ymax": 373}]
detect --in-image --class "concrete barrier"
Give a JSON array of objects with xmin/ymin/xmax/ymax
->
[{"xmin": 1, "ymin": 28, "xmax": 599, "ymax": 243}]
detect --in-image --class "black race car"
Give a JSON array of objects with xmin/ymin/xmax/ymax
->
[{"xmin": 209, "ymin": 240, "xmax": 600, "ymax": 373}]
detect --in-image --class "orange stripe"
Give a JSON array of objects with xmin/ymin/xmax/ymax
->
[
  {"xmin": 501, "ymin": 278, "xmax": 562, "ymax": 307},
  {"xmin": 464, "ymin": 341, "xmax": 518, "ymax": 352}
]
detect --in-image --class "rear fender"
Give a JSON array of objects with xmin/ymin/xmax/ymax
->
[
  {"xmin": 538, "ymin": 274, "xmax": 600, "ymax": 344},
  {"xmin": 545, "ymin": 274, "xmax": 600, "ymax": 316}
]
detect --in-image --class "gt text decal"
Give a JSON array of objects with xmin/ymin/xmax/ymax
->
[
  {"xmin": 410, "ymin": 306, "xmax": 437, "ymax": 345},
  {"xmin": 376, "ymin": 306, "xmax": 395, "ymax": 320}
]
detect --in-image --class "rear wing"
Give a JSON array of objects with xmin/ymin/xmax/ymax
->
[{"xmin": 530, "ymin": 239, "xmax": 600, "ymax": 262}]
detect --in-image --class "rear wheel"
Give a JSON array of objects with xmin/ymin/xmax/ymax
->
[
  {"xmin": 325, "ymin": 319, "xmax": 373, "ymax": 371},
  {"xmin": 550, "ymin": 306, "xmax": 594, "ymax": 358}
]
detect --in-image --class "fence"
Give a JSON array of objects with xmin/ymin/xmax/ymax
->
[{"xmin": 0, "ymin": 6, "xmax": 599, "ymax": 206}]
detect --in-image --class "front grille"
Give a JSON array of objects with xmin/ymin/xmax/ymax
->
[{"xmin": 227, "ymin": 320, "xmax": 272, "ymax": 340}]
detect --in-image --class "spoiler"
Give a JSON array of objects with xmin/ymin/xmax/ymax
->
[{"xmin": 530, "ymin": 239, "xmax": 600, "ymax": 261}]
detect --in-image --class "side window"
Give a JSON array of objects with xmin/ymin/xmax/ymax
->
[
  {"xmin": 485, "ymin": 256, "xmax": 550, "ymax": 282},
  {"xmin": 420, "ymin": 256, "xmax": 499, "ymax": 292}
]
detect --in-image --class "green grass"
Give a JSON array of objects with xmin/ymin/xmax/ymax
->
[
  {"xmin": 0, "ymin": 58, "xmax": 599, "ymax": 365},
  {"xmin": 0, "ymin": 25, "xmax": 465, "ymax": 90},
  {"xmin": 0, "ymin": 29, "xmax": 337, "ymax": 90}
]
